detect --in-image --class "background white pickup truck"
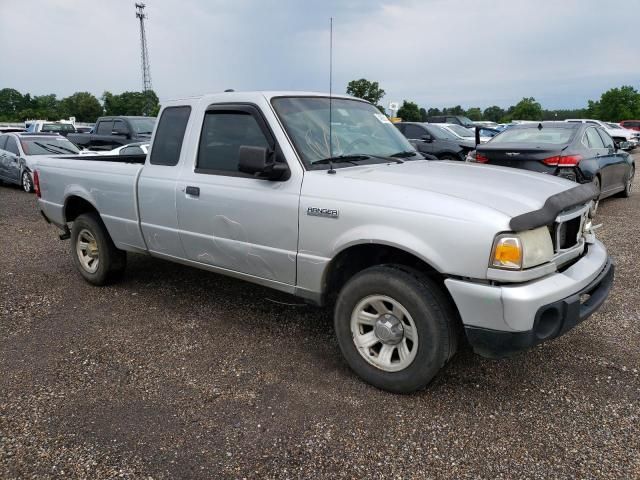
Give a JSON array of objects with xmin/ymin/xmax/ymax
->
[{"xmin": 36, "ymin": 91, "xmax": 613, "ymax": 393}]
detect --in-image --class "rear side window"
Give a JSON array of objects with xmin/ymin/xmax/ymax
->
[
  {"xmin": 0, "ymin": 135, "xmax": 7, "ymax": 150},
  {"xmin": 5, "ymin": 137, "xmax": 19, "ymax": 155},
  {"xmin": 150, "ymin": 106, "xmax": 191, "ymax": 166},
  {"xmin": 97, "ymin": 120, "xmax": 113, "ymax": 135},
  {"xmin": 596, "ymin": 128, "xmax": 614, "ymax": 149},
  {"xmin": 196, "ymin": 111, "xmax": 270, "ymax": 174},
  {"xmin": 403, "ymin": 124, "xmax": 426, "ymax": 139},
  {"xmin": 585, "ymin": 128, "xmax": 605, "ymax": 149}
]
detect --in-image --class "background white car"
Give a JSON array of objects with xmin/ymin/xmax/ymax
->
[
  {"xmin": 565, "ymin": 119, "xmax": 636, "ymax": 149},
  {"xmin": 440, "ymin": 123, "xmax": 492, "ymax": 143},
  {"xmin": 97, "ymin": 142, "xmax": 150, "ymax": 156}
]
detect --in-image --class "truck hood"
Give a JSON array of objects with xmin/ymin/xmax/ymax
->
[{"xmin": 339, "ymin": 160, "xmax": 579, "ymax": 220}]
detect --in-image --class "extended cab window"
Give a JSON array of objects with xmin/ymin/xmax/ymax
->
[
  {"xmin": 96, "ymin": 120, "xmax": 113, "ymax": 135},
  {"xmin": 196, "ymin": 110, "xmax": 270, "ymax": 174},
  {"xmin": 150, "ymin": 106, "xmax": 191, "ymax": 166}
]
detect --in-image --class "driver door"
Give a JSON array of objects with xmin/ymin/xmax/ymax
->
[
  {"xmin": 403, "ymin": 124, "xmax": 436, "ymax": 156},
  {"xmin": 176, "ymin": 104, "xmax": 302, "ymax": 285}
]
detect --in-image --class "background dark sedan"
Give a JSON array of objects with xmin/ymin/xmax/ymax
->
[
  {"xmin": 396, "ymin": 122, "xmax": 475, "ymax": 161},
  {"xmin": 468, "ymin": 122, "xmax": 635, "ymax": 199}
]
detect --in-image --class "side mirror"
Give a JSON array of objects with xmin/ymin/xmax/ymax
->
[
  {"xmin": 616, "ymin": 140, "xmax": 631, "ymax": 150},
  {"xmin": 421, "ymin": 134, "xmax": 433, "ymax": 143},
  {"xmin": 238, "ymin": 145, "xmax": 289, "ymax": 180}
]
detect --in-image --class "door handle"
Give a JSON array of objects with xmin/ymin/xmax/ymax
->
[{"xmin": 185, "ymin": 186, "xmax": 200, "ymax": 196}]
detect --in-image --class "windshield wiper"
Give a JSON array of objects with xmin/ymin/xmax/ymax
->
[
  {"xmin": 313, "ymin": 154, "xmax": 370, "ymax": 166},
  {"xmin": 137, "ymin": 131, "xmax": 153, "ymax": 135},
  {"xmin": 33, "ymin": 142, "xmax": 69, "ymax": 155},
  {"xmin": 389, "ymin": 150, "xmax": 419, "ymax": 158}
]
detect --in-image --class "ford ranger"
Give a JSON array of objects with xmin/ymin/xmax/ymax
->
[{"xmin": 35, "ymin": 91, "xmax": 614, "ymax": 393}]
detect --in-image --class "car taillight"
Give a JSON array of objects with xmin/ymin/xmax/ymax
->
[
  {"xmin": 475, "ymin": 153, "xmax": 489, "ymax": 163},
  {"xmin": 542, "ymin": 155, "xmax": 582, "ymax": 167},
  {"xmin": 33, "ymin": 170, "xmax": 41, "ymax": 198}
]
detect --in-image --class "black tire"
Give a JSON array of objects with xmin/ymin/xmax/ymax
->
[
  {"xmin": 620, "ymin": 166, "xmax": 634, "ymax": 198},
  {"xmin": 334, "ymin": 265, "xmax": 459, "ymax": 393},
  {"xmin": 439, "ymin": 153, "xmax": 460, "ymax": 161},
  {"xmin": 70, "ymin": 213, "xmax": 126, "ymax": 285},
  {"xmin": 21, "ymin": 171, "xmax": 33, "ymax": 193}
]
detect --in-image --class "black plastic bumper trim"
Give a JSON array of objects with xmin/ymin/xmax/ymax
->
[
  {"xmin": 509, "ymin": 182, "xmax": 599, "ymax": 231},
  {"xmin": 465, "ymin": 257, "xmax": 614, "ymax": 359}
]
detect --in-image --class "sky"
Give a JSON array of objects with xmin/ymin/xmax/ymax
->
[{"xmin": 1, "ymin": 0, "xmax": 638, "ymax": 111}]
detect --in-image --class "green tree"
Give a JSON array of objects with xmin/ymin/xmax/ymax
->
[
  {"xmin": 443, "ymin": 105, "xmax": 465, "ymax": 116},
  {"xmin": 396, "ymin": 100, "xmax": 421, "ymax": 122},
  {"xmin": 102, "ymin": 90, "xmax": 160, "ymax": 116},
  {"xmin": 0, "ymin": 88, "xmax": 25, "ymax": 121},
  {"xmin": 59, "ymin": 92, "xmax": 103, "ymax": 122},
  {"xmin": 419, "ymin": 107, "xmax": 428, "ymax": 122},
  {"xmin": 427, "ymin": 108, "xmax": 442, "ymax": 117},
  {"xmin": 595, "ymin": 85, "xmax": 640, "ymax": 121},
  {"xmin": 346, "ymin": 78, "xmax": 385, "ymax": 107},
  {"xmin": 585, "ymin": 100, "xmax": 600, "ymax": 119},
  {"xmin": 511, "ymin": 97, "xmax": 543, "ymax": 121},
  {"xmin": 483, "ymin": 105, "xmax": 505, "ymax": 122},
  {"xmin": 466, "ymin": 107, "xmax": 482, "ymax": 121}
]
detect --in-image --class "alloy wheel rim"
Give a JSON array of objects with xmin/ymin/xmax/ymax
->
[
  {"xmin": 76, "ymin": 229, "xmax": 100, "ymax": 273},
  {"xmin": 22, "ymin": 173, "xmax": 31, "ymax": 192},
  {"xmin": 350, "ymin": 295, "xmax": 419, "ymax": 372}
]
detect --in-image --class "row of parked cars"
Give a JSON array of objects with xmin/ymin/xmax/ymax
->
[
  {"xmin": 396, "ymin": 118, "xmax": 635, "ymax": 207},
  {"xmin": 0, "ymin": 116, "xmax": 155, "ymax": 192}
]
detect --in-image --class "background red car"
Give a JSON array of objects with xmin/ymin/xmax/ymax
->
[{"xmin": 619, "ymin": 120, "xmax": 640, "ymax": 131}]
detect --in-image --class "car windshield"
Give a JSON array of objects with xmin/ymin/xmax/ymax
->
[
  {"xmin": 271, "ymin": 97, "xmax": 416, "ymax": 166},
  {"xmin": 490, "ymin": 127, "xmax": 575, "ymax": 144},
  {"xmin": 20, "ymin": 137, "xmax": 80, "ymax": 155},
  {"xmin": 446, "ymin": 124, "xmax": 474, "ymax": 138},
  {"xmin": 428, "ymin": 125, "xmax": 459, "ymax": 141},
  {"xmin": 607, "ymin": 123, "xmax": 620, "ymax": 129},
  {"xmin": 129, "ymin": 117, "xmax": 156, "ymax": 134},
  {"xmin": 458, "ymin": 116, "xmax": 474, "ymax": 126}
]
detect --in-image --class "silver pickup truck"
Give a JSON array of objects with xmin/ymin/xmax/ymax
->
[{"xmin": 36, "ymin": 91, "xmax": 614, "ymax": 393}]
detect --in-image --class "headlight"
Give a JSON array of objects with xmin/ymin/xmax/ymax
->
[{"xmin": 490, "ymin": 226, "xmax": 554, "ymax": 270}]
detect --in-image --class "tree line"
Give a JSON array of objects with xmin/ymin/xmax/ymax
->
[
  {"xmin": 0, "ymin": 88, "xmax": 160, "ymax": 123},
  {"xmin": 346, "ymin": 79, "xmax": 640, "ymax": 124}
]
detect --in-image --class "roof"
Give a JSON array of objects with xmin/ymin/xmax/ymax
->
[
  {"xmin": 509, "ymin": 121, "xmax": 579, "ymax": 129},
  {"xmin": 162, "ymin": 90, "xmax": 362, "ymax": 108}
]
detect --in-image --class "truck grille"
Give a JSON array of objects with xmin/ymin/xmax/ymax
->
[{"xmin": 552, "ymin": 205, "xmax": 588, "ymax": 253}]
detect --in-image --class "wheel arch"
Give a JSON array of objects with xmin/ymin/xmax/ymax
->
[
  {"xmin": 64, "ymin": 194, "xmax": 99, "ymax": 223},
  {"xmin": 322, "ymin": 241, "xmax": 449, "ymax": 304}
]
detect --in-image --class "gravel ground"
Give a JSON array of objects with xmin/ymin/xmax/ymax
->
[{"xmin": 1, "ymin": 167, "xmax": 639, "ymax": 479}]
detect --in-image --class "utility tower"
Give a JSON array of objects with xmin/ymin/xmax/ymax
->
[{"xmin": 135, "ymin": 3, "xmax": 153, "ymax": 106}]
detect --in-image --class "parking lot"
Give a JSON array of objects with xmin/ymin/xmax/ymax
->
[{"xmin": 0, "ymin": 161, "xmax": 638, "ymax": 479}]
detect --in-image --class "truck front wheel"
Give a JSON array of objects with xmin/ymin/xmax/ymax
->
[
  {"xmin": 70, "ymin": 213, "xmax": 126, "ymax": 285},
  {"xmin": 334, "ymin": 265, "xmax": 458, "ymax": 393}
]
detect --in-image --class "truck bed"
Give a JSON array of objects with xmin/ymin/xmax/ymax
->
[{"xmin": 37, "ymin": 155, "xmax": 147, "ymax": 252}]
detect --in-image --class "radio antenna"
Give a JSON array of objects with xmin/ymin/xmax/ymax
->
[{"xmin": 327, "ymin": 17, "xmax": 336, "ymax": 174}]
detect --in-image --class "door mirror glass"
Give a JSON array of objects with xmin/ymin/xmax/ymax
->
[
  {"xmin": 616, "ymin": 140, "xmax": 631, "ymax": 150},
  {"xmin": 238, "ymin": 146, "xmax": 289, "ymax": 180}
]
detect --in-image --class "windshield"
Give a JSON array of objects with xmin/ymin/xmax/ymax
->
[
  {"xmin": 271, "ymin": 97, "xmax": 415, "ymax": 166},
  {"xmin": 490, "ymin": 127, "xmax": 575, "ymax": 145},
  {"xmin": 129, "ymin": 117, "xmax": 156, "ymax": 135},
  {"xmin": 459, "ymin": 116, "xmax": 474, "ymax": 127},
  {"xmin": 607, "ymin": 123, "xmax": 620, "ymax": 129},
  {"xmin": 21, "ymin": 137, "xmax": 80, "ymax": 155},
  {"xmin": 428, "ymin": 124, "xmax": 459, "ymax": 141},
  {"xmin": 446, "ymin": 124, "xmax": 474, "ymax": 138}
]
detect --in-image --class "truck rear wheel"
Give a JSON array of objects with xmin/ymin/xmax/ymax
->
[
  {"xmin": 334, "ymin": 265, "xmax": 458, "ymax": 393},
  {"xmin": 70, "ymin": 213, "xmax": 126, "ymax": 285}
]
